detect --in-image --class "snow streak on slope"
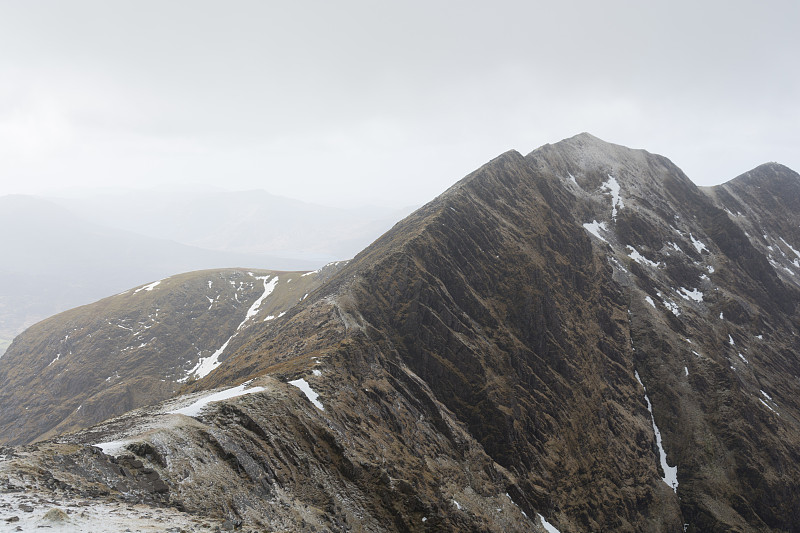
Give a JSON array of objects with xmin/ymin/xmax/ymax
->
[
  {"xmin": 635, "ymin": 371, "xmax": 678, "ymax": 492},
  {"xmin": 538, "ymin": 514, "xmax": 562, "ymax": 533},
  {"xmin": 241, "ymin": 275, "xmax": 279, "ymax": 326},
  {"xmin": 184, "ymin": 275, "xmax": 279, "ymax": 380},
  {"xmin": 601, "ymin": 174, "xmax": 624, "ymax": 220}
]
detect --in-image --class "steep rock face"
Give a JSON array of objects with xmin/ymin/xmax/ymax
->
[
  {"xmin": 529, "ymin": 134, "xmax": 800, "ymax": 530},
  {"xmin": 704, "ymin": 162, "xmax": 800, "ymax": 290},
  {"xmin": 0, "ymin": 266, "xmax": 342, "ymax": 445},
  {"xmin": 199, "ymin": 146, "xmax": 681, "ymax": 530},
  {"xmin": 333, "ymin": 150, "xmax": 681, "ymax": 531},
  {"xmin": 1, "ymin": 134, "xmax": 799, "ymax": 532}
]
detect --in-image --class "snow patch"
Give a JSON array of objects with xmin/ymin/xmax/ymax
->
[
  {"xmin": 185, "ymin": 337, "xmax": 232, "ymax": 381},
  {"xmin": 582, "ymin": 220, "xmax": 608, "ymax": 242},
  {"xmin": 601, "ymin": 174, "xmax": 624, "ymax": 220},
  {"xmin": 677, "ymin": 287, "xmax": 703, "ymax": 302},
  {"xmin": 657, "ymin": 291, "xmax": 680, "ymax": 316},
  {"xmin": 289, "ymin": 378, "xmax": 324, "ymax": 410},
  {"xmin": 689, "ymin": 234, "xmax": 708, "ymax": 254},
  {"xmin": 645, "ymin": 296, "xmax": 656, "ymax": 308},
  {"xmin": 627, "ymin": 246, "xmax": 660, "ymax": 268},
  {"xmin": 94, "ymin": 439, "xmax": 134, "ymax": 455},
  {"xmin": 134, "ymin": 280, "xmax": 161, "ymax": 294},
  {"xmin": 706, "ymin": 265, "xmax": 715, "ymax": 274},
  {"xmin": 729, "ymin": 334, "xmax": 735, "ymax": 345},
  {"xmin": 737, "ymin": 353, "xmax": 749, "ymax": 364},
  {"xmin": 169, "ymin": 382, "xmax": 265, "ymax": 418},
  {"xmin": 760, "ymin": 390, "xmax": 773, "ymax": 401}
]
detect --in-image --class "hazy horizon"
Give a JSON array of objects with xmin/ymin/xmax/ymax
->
[{"xmin": 1, "ymin": 1, "xmax": 798, "ymax": 209}]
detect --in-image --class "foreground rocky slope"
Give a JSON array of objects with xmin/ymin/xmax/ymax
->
[
  {"xmin": 0, "ymin": 265, "xmax": 343, "ymax": 445},
  {"xmin": 1, "ymin": 134, "xmax": 799, "ymax": 532}
]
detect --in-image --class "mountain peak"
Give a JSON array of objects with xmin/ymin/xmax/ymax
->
[
  {"xmin": 726, "ymin": 160, "xmax": 800, "ymax": 186},
  {"xmin": 709, "ymin": 160, "xmax": 800, "ymax": 236}
]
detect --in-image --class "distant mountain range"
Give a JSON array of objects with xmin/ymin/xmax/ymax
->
[
  {"xmin": 1, "ymin": 134, "xmax": 799, "ymax": 531},
  {"xmin": 47, "ymin": 189, "xmax": 414, "ymax": 263}
]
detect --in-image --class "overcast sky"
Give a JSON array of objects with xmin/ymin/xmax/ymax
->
[{"xmin": 0, "ymin": 0, "xmax": 797, "ymax": 208}]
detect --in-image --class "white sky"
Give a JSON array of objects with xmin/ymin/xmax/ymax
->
[{"xmin": 0, "ymin": 0, "xmax": 797, "ymax": 208}]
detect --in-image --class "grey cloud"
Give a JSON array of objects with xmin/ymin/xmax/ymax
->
[{"xmin": 0, "ymin": 0, "xmax": 797, "ymax": 206}]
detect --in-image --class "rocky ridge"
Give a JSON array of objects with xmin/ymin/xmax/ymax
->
[{"xmin": 1, "ymin": 134, "xmax": 799, "ymax": 532}]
